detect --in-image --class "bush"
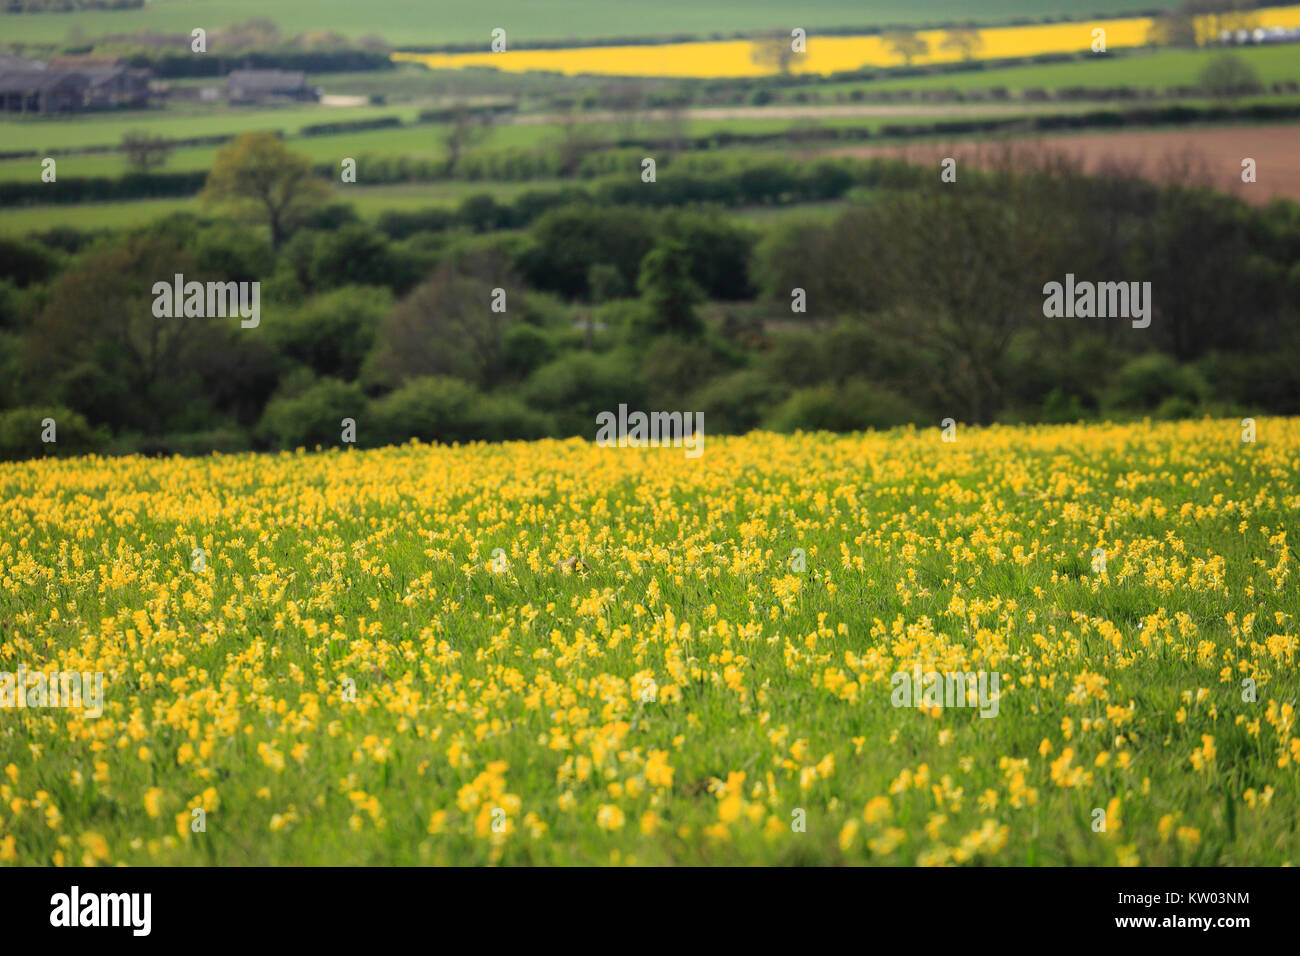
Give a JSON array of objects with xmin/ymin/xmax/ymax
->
[
  {"xmin": 518, "ymin": 204, "xmax": 657, "ymax": 300},
  {"xmin": 1039, "ymin": 387, "xmax": 1091, "ymax": 424},
  {"xmin": 664, "ymin": 210, "xmax": 757, "ymax": 300},
  {"xmin": 257, "ymin": 378, "xmax": 366, "ymax": 449},
  {"xmin": 637, "ymin": 334, "xmax": 727, "ymax": 407},
  {"xmin": 764, "ymin": 380, "xmax": 918, "ymax": 433},
  {"xmin": 368, "ymin": 376, "xmax": 552, "ymax": 445},
  {"xmin": 377, "ymin": 207, "xmax": 455, "ymax": 239},
  {"xmin": 1198, "ymin": 53, "xmax": 1263, "ymax": 99},
  {"xmin": 1153, "ymin": 395, "xmax": 1199, "ymax": 420},
  {"xmin": 503, "ymin": 323, "xmax": 557, "ymax": 379},
  {"xmin": 1105, "ymin": 353, "xmax": 1206, "ymax": 412},
  {"xmin": 193, "ymin": 224, "xmax": 274, "ymax": 283},
  {"xmin": 688, "ymin": 369, "xmax": 785, "ymax": 435},
  {"xmin": 0, "ymin": 237, "xmax": 60, "ymax": 288},
  {"xmin": 310, "ymin": 223, "xmax": 413, "ymax": 291},
  {"xmin": 0, "ymin": 406, "xmax": 107, "ymax": 461},
  {"xmin": 268, "ymin": 286, "xmax": 390, "ymax": 381},
  {"xmin": 1197, "ymin": 349, "xmax": 1300, "ymax": 416},
  {"xmin": 522, "ymin": 351, "xmax": 644, "ymax": 438}
]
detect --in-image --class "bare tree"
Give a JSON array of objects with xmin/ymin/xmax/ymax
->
[
  {"xmin": 1146, "ymin": 9, "xmax": 1198, "ymax": 47},
  {"xmin": 750, "ymin": 29, "xmax": 797, "ymax": 75},
  {"xmin": 883, "ymin": 29, "xmax": 930, "ymax": 67},
  {"xmin": 940, "ymin": 25, "xmax": 983, "ymax": 61},
  {"xmin": 441, "ymin": 101, "xmax": 491, "ymax": 175},
  {"xmin": 552, "ymin": 107, "xmax": 603, "ymax": 177},
  {"xmin": 372, "ymin": 249, "xmax": 520, "ymax": 387}
]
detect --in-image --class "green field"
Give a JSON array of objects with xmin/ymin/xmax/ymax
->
[
  {"xmin": 0, "ymin": 180, "xmax": 573, "ymax": 235},
  {"xmin": 2, "ymin": 420, "xmax": 1297, "ymax": 865},
  {"xmin": 0, "ymin": 98, "xmax": 1126, "ymax": 184},
  {"xmin": 0, "ymin": 0, "xmax": 1185, "ymax": 46},
  {"xmin": 0, "ymin": 103, "xmax": 429, "ymax": 153}
]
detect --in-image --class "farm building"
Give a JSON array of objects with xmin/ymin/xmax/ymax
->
[
  {"xmin": 0, "ymin": 56, "xmax": 151, "ymax": 113},
  {"xmin": 226, "ymin": 70, "xmax": 320, "ymax": 104},
  {"xmin": 0, "ymin": 70, "xmax": 89, "ymax": 114}
]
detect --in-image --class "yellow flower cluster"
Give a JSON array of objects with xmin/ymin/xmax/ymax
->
[
  {"xmin": 395, "ymin": 7, "xmax": 1300, "ymax": 78},
  {"xmin": 0, "ymin": 417, "xmax": 1297, "ymax": 864}
]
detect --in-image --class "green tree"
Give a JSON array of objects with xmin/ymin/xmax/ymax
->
[
  {"xmin": 121, "ymin": 129, "xmax": 172, "ymax": 173},
  {"xmin": 1198, "ymin": 53, "xmax": 1262, "ymax": 99},
  {"xmin": 200, "ymin": 132, "xmax": 330, "ymax": 250},
  {"xmin": 637, "ymin": 237, "xmax": 704, "ymax": 337}
]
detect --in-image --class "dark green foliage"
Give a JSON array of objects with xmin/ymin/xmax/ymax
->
[
  {"xmin": 517, "ymin": 204, "xmax": 658, "ymax": 300},
  {"xmin": 635, "ymin": 237, "xmax": 704, "ymax": 338},
  {"xmin": 257, "ymin": 378, "xmax": 367, "ymax": 449},
  {"xmin": 764, "ymin": 380, "xmax": 920, "ymax": 433},
  {"xmin": 522, "ymin": 351, "xmax": 645, "ymax": 438},
  {"xmin": 6, "ymin": 151, "xmax": 1300, "ymax": 459},
  {"xmin": 268, "ymin": 286, "xmax": 390, "ymax": 381},
  {"xmin": 368, "ymin": 377, "xmax": 552, "ymax": 445}
]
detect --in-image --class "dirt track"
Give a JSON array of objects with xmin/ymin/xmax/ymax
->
[
  {"xmin": 513, "ymin": 101, "xmax": 1096, "ymax": 125},
  {"xmin": 824, "ymin": 124, "xmax": 1300, "ymax": 204}
]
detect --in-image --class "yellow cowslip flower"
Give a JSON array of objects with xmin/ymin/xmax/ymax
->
[
  {"xmin": 863, "ymin": 796, "xmax": 893, "ymax": 824},
  {"xmin": 143, "ymin": 787, "xmax": 164, "ymax": 819},
  {"xmin": 596, "ymin": 804, "xmax": 625, "ymax": 831},
  {"xmin": 838, "ymin": 820, "xmax": 859, "ymax": 852}
]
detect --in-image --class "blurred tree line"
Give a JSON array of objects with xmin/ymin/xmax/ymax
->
[{"xmin": 2, "ymin": 133, "xmax": 1298, "ymax": 459}]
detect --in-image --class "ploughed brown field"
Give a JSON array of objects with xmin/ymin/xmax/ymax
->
[{"xmin": 826, "ymin": 123, "xmax": 1300, "ymax": 204}]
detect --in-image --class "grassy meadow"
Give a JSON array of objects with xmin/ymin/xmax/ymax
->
[
  {"xmin": 0, "ymin": 419, "xmax": 1297, "ymax": 865},
  {"xmin": 0, "ymin": 0, "xmax": 1190, "ymax": 47}
]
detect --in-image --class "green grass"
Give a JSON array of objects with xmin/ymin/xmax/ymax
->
[
  {"xmin": 0, "ymin": 102, "xmax": 429, "ymax": 152},
  {"xmin": 0, "ymin": 180, "xmax": 569, "ymax": 235},
  {"xmin": 0, "ymin": 420, "xmax": 1296, "ymax": 864},
  {"xmin": 0, "ymin": 0, "xmax": 1184, "ymax": 47},
  {"xmin": 0, "ymin": 98, "xmax": 1115, "ymax": 181}
]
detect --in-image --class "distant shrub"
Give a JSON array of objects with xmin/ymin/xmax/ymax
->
[
  {"xmin": 764, "ymin": 380, "xmax": 918, "ymax": 433},
  {"xmin": 522, "ymin": 351, "xmax": 644, "ymax": 438},
  {"xmin": 269, "ymin": 286, "xmax": 390, "ymax": 381},
  {"xmin": 0, "ymin": 406, "xmax": 106, "ymax": 461},
  {"xmin": 257, "ymin": 379, "xmax": 366, "ymax": 449},
  {"xmin": 1106, "ymin": 354, "xmax": 1207, "ymax": 412},
  {"xmin": 1198, "ymin": 53, "xmax": 1263, "ymax": 99},
  {"xmin": 689, "ymin": 369, "xmax": 785, "ymax": 435},
  {"xmin": 368, "ymin": 376, "xmax": 552, "ymax": 445},
  {"xmin": 0, "ymin": 237, "xmax": 60, "ymax": 287}
]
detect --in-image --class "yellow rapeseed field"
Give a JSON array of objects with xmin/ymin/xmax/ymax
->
[
  {"xmin": 1, "ymin": 419, "xmax": 1297, "ymax": 865},
  {"xmin": 394, "ymin": 6, "xmax": 1300, "ymax": 77}
]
